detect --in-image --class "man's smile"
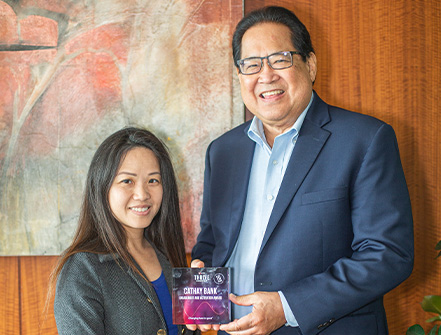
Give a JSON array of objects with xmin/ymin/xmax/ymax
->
[{"xmin": 260, "ymin": 89, "xmax": 285, "ymax": 99}]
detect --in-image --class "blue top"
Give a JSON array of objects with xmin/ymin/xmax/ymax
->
[{"xmin": 151, "ymin": 271, "xmax": 178, "ymax": 335}]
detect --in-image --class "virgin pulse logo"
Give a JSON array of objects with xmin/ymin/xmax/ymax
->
[{"xmin": 213, "ymin": 273, "xmax": 225, "ymax": 285}]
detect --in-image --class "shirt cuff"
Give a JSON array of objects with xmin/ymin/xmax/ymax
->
[{"xmin": 278, "ymin": 291, "xmax": 299, "ymax": 327}]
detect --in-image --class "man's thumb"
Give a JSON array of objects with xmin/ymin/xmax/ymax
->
[
  {"xmin": 229, "ymin": 293, "xmax": 253, "ymax": 307},
  {"xmin": 190, "ymin": 259, "xmax": 204, "ymax": 268}
]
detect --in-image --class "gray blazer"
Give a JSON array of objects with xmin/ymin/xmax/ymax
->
[{"xmin": 54, "ymin": 248, "xmax": 189, "ymax": 335}]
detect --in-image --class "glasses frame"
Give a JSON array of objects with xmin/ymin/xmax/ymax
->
[{"xmin": 237, "ymin": 51, "xmax": 302, "ymax": 75}]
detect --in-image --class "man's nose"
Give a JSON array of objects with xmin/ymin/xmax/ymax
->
[{"xmin": 258, "ymin": 59, "xmax": 279, "ymax": 82}]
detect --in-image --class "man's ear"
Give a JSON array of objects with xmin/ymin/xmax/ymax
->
[
  {"xmin": 236, "ymin": 66, "xmax": 243, "ymax": 85},
  {"xmin": 307, "ymin": 52, "xmax": 317, "ymax": 83}
]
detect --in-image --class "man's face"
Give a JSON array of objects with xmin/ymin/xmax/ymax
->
[{"xmin": 237, "ymin": 22, "xmax": 317, "ymax": 136}]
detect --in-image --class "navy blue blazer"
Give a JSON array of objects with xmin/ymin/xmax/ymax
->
[{"xmin": 192, "ymin": 92, "xmax": 414, "ymax": 335}]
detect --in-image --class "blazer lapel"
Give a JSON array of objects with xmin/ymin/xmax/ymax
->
[
  {"xmin": 230, "ymin": 126, "xmax": 255, "ymax": 225},
  {"xmin": 220, "ymin": 124, "xmax": 255, "ymax": 265},
  {"xmin": 259, "ymin": 93, "xmax": 331, "ymax": 254},
  {"xmin": 98, "ymin": 252, "xmax": 169, "ymax": 328},
  {"xmin": 125, "ymin": 257, "xmax": 167, "ymax": 328}
]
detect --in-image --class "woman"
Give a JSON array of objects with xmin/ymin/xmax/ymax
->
[{"xmin": 50, "ymin": 127, "xmax": 191, "ymax": 335}]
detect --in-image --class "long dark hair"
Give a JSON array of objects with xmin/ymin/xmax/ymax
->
[
  {"xmin": 48, "ymin": 127, "xmax": 187, "ymax": 297},
  {"xmin": 232, "ymin": 6, "xmax": 315, "ymax": 65}
]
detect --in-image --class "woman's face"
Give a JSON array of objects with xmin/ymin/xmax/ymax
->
[{"xmin": 108, "ymin": 147, "xmax": 163, "ymax": 234}]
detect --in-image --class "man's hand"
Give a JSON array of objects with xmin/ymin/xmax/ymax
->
[
  {"xmin": 220, "ymin": 292, "xmax": 286, "ymax": 335},
  {"xmin": 190, "ymin": 259, "xmax": 205, "ymax": 268},
  {"xmin": 185, "ymin": 259, "xmax": 221, "ymax": 332}
]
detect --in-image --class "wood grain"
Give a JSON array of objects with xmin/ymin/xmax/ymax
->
[
  {"xmin": 0, "ymin": 257, "xmax": 20, "ymax": 335},
  {"xmin": 20, "ymin": 256, "xmax": 58, "ymax": 335}
]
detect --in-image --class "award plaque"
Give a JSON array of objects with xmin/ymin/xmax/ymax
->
[{"xmin": 172, "ymin": 267, "xmax": 231, "ymax": 324}]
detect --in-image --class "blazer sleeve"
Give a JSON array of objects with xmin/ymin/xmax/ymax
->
[
  {"xmin": 54, "ymin": 253, "xmax": 105, "ymax": 335},
  {"xmin": 191, "ymin": 141, "xmax": 215, "ymax": 266},
  {"xmin": 285, "ymin": 124, "xmax": 414, "ymax": 334}
]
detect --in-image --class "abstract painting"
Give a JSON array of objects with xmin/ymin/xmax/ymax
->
[{"xmin": 0, "ymin": 0, "xmax": 243, "ymax": 254}]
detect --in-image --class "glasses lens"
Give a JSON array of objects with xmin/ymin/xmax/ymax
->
[
  {"xmin": 268, "ymin": 52, "xmax": 293, "ymax": 69},
  {"xmin": 240, "ymin": 58, "xmax": 261, "ymax": 75}
]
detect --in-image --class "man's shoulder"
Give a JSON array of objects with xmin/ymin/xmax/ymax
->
[
  {"xmin": 217, "ymin": 120, "xmax": 251, "ymax": 140},
  {"xmin": 312, "ymin": 103, "xmax": 399, "ymax": 153},
  {"xmin": 330, "ymin": 105, "xmax": 385, "ymax": 125},
  {"xmin": 209, "ymin": 120, "xmax": 252, "ymax": 148},
  {"xmin": 315, "ymin": 100, "xmax": 390, "ymax": 138},
  {"xmin": 312, "ymin": 92, "xmax": 388, "ymax": 129}
]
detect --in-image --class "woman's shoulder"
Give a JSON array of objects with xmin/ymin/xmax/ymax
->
[
  {"xmin": 65, "ymin": 251, "xmax": 101, "ymax": 265},
  {"xmin": 60, "ymin": 252, "xmax": 111, "ymax": 279}
]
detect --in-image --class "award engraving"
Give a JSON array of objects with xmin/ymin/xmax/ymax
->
[{"xmin": 172, "ymin": 267, "xmax": 231, "ymax": 324}]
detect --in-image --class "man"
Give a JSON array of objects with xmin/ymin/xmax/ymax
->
[{"xmin": 189, "ymin": 6, "xmax": 413, "ymax": 335}]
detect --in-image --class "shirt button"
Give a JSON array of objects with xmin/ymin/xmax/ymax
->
[
  {"xmin": 157, "ymin": 329, "xmax": 166, "ymax": 335},
  {"xmin": 267, "ymin": 194, "xmax": 274, "ymax": 201},
  {"xmin": 272, "ymin": 160, "xmax": 278, "ymax": 165}
]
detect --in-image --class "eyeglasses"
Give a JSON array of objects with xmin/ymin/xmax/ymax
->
[{"xmin": 237, "ymin": 51, "xmax": 302, "ymax": 75}]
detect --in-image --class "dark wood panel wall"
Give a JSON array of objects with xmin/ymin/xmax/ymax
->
[
  {"xmin": 244, "ymin": 0, "xmax": 441, "ymax": 334},
  {"xmin": 0, "ymin": 257, "xmax": 19, "ymax": 334},
  {"xmin": 1, "ymin": 0, "xmax": 440, "ymax": 334},
  {"xmin": 0, "ymin": 256, "xmax": 58, "ymax": 335}
]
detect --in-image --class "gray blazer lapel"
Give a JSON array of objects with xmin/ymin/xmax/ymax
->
[
  {"xmin": 98, "ymin": 253, "xmax": 164, "ymax": 316},
  {"xmin": 157, "ymin": 250, "xmax": 173, "ymax": 295},
  {"xmin": 130, "ymin": 271, "xmax": 168, "ymax": 331},
  {"xmin": 125, "ymin": 253, "xmax": 168, "ymax": 329},
  {"xmin": 259, "ymin": 94, "xmax": 331, "ymax": 253}
]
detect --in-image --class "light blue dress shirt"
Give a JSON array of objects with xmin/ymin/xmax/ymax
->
[{"xmin": 225, "ymin": 94, "xmax": 314, "ymax": 327}]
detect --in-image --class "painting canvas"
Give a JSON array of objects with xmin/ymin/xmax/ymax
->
[{"xmin": 0, "ymin": 0, "xmax": 243, "ymax": 255}]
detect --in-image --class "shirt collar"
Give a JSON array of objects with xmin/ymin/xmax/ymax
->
[{"xmin": 248, "ymin": 93, "xmax": 314, "ymax": 147}]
